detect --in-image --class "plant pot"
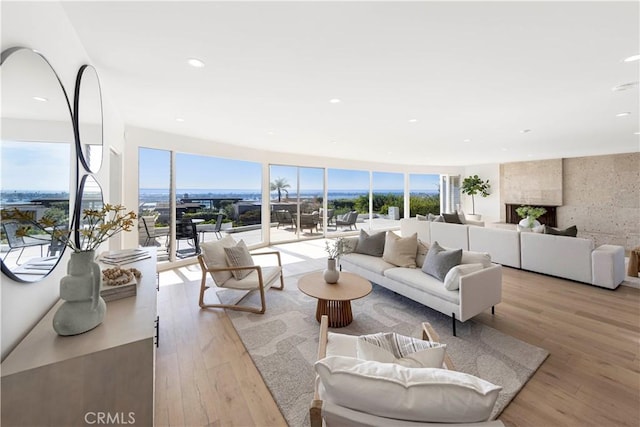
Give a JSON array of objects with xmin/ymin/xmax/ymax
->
[
  {"xmin": 467, "ymin": 213, "xmax": 482, "ymax": 221},
  {"xmin": 323, "ymin": 258, "xmax": 340, "ymax": 284},
  {"xmin": 53, "ymin": 250, "xmax": 106, "ymax": 336},
  {"xmin": 518, "ymin": 217, "xmax": 541, "ymax": 229}
]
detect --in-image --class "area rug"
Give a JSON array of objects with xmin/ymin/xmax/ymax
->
[{"xmin": 223, "ymin": 273, "xmax": 549, "ymax": 426}]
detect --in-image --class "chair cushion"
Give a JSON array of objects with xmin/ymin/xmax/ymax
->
[
  {"xmin": 224, "ymin": 239, "xmax": 254, "ymax": 280},
  {"xmin": 443, "ymin": 263, "xmax": 485, "ymax": 291},
  {"xmin": 223, "ymin": 265, "xmax": 282, "ymax": 290},
  {"xmin": 316, "ymin": 356, "xmax": 502, "ymax": 423},
  {"xmin": 382, "ymin": 232, "xmax": 417, "ymax": 268},
  {"xmin": 354, "ymin": 229, "xmax": 386, "ymax": 257},
  {"xmin": 422, "ymin": 241, "xmax": 462, "ymax": 281},
  {"xmin": 356, "ymin": 332, "xmax": 445, "ymax": 368},
  {"xmin": 201, "ymin": 235, "xmax": 237, "ymax": 285}
]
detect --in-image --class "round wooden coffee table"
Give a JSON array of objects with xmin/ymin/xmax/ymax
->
[{"xmin": 297, "ymin": 271, "xmax": 372, "ymax": 327}]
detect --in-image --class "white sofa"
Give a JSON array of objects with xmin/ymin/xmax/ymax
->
[
  {"xmin": 401, "ymin": 218, "xmax": 625, "ymax": 289},
  {"xmin": 339, "ymin": 234, "xmax": 502, "ymax": 336}
]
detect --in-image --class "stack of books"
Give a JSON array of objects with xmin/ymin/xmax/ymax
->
[
  {"xmin": 99, "ymin": 249, "xmax": 150, "ymax": 266},
  {"xmin": 100, "ymin": 278, "xmax": 137, "ymax": 301}
]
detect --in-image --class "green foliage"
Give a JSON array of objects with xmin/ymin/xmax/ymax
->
[
  {"xmin": 237, "ymin": 209, "xmax": 261, "ymax": 226},
  {"xmin": 461, "ymin": 175, "xmax": 490, "ymax": 214},
  {"xmin": 515, "ymin": 205, "xmax": 547, "ymax": 220},
  {"xmin": 409, "ymin": 195, "xmax": 440, "ymax": 217}
]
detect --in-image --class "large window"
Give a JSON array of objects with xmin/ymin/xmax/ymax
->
[
  {"xmin": 176, "ymin": 153, "xmax": 262, "ymax": 247},
  {"xmin": 270, "ymin": 165, "xmax": 323, "ymax": 242},
  {"xmin": 409, "ymin": 174, "xmax": 440, "ymax": 217},
  {"xmin": 370, "ymin": 172, "xmax": 404, "ymax": 230},
  {"xmin": 326, "ymin": 169, "xmax": 369, "ymax": 235},
  {"xmin": 138, "ymin": 148, "xmax": 171, "ymax": 262}
]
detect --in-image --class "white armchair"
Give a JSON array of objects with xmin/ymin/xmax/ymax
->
[{"xmin": 310, "ymin": 316, "xmax": 504, "ymax": 427}]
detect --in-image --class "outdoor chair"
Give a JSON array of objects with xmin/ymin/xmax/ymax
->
[
  {"xmin": 199, "ymin": 213, "xmax": 225, "ymax": 242},
  {"xmin": 335, "ymin": 210, "xmax": 358, "ymax": 230},
  {"xmin": 274, "ymin": 209, "xmax": 295, "ymax": 229},
  {"xmin": 1, "ymin": 221, "xmax": 50, "ymax": 265},
  {"xmin": 140, "ymin": 216, "xmax": 169, "ymax": 247},
  {"xmin": 300, "ymin": 212, "xmax": 319, "ymax": 233},
  {"xmin": 198, "ymin": 235, "xmax": 284, "ymax": 314},
  {"xmin": 175, "ymin": 218, "xmax": 200, "ymax": 258},
  {"xmin": 47, "ymin": 225, "xmax": 69, "ymax": 256},
  {"xmin": 318, "ymin": 208, "xmax": 335, "ymax": 229}
]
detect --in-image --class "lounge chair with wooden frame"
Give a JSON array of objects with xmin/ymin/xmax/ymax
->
[
  {"xmin": 197, "ymin": 236, "xmax": 284, "ymax": 314},
  {"xmin": 310, "ymin": 315, "xmax": 503, "ymax": 427}
]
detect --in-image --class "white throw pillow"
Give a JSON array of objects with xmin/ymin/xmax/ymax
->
[
  {"xmin": 315, "ymin": 356, "xmax": 502, "ymax": 423},
  {"xmin": 356, "ymin": 332, "xmax": 446, "ymax": 368},
  {"xmin": 382, "ymin": 232, "xmax": 418, "ymax": 268},
  {"xmin": 443, "ymin": 263, "xmax": 485, "ymax": 291},
  {"xmin": 461, "ymin": 250, "xmax": 492, "ymax": 268}
]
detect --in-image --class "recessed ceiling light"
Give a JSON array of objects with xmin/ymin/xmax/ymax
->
[
  {"xmin": 187, "ymin": 58, "xmax": 205, "ymax": 68},
  {"xmin": 501, "ymin": 148, "xmax": 508, "ymax": 151},
  {"xmin": 623, "ymin": 54, "xmax": 640, "ymax": 62},
  {"xmin": 408, "ymin": 119, "xmax": 418, "ymax": 123},
  {"xmin": 635, "ymin": 131, "xmax": 640, "ymax": 135},
  {"xmin": 463, "ymin": 139, "xmax": 471, "ymax": 143},
  {"xmin": 175, "ymin": 118, "xmax": 185, "ymax": 122},
  {"xmin": 520, "ymin": 129, "xmax": 531, "ymax": 133},
  {"xmin": 32, "ymin": 96, "xmax": 48, "ymax": 102},
  {"xmin": 267, "ymin": 131, "xmax": 275, "ymax": 135},
  {"xmin": 329, "ymin": 98, "xmax": 341, "ymax": 104},
  {"xmin": 616, "ymin": 112, "xmax": 631, "ymax": 117},
  {"xmin": 612, "ymin": 81, "xmax": 638, "ymax": 91}
]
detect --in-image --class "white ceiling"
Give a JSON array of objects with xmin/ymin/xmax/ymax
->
[{"xmin": 60, "ymin": 1, "xmax": 639, "ymax": 166}]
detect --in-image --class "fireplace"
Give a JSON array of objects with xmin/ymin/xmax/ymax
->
[{"xmin": 505, "ymin": 204, "xmax": 558, "ymax": 227}]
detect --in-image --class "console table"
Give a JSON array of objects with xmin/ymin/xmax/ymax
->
[{"xmin": 1, "ymin": 248, "xmax": 158, "ymax": 427}]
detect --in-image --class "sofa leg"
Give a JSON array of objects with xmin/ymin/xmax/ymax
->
[
  {"xmin": 492, "ymin": 306, "xmax": 495, "ymax": 315},
  {"xmin": 452, "ymin": 313, "xmax": 456, "ymax": 337}
]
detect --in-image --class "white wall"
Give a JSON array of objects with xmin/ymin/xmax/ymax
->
[
  {"xmin": 462, "ymin": 163, "xmax": 501, "ymax": 224},
  {"xmin": 1, "ymin": 1, "xmax": 125, "ymax": 359}
]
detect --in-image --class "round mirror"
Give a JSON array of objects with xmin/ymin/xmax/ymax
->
[
  {"xmin": 0, "ymin": 47, "xmax": 74, "ymax": 282},
  {"xmin": 74, "ymin": 174, "xmax": 104, "ymax": 249},
  {"xmin": 74, "ymin": 65, "xmax": 103, "ymax": 173}
]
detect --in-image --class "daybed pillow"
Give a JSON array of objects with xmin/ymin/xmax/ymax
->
[
  {"xmin": 442, "ymin": 212, "xmax": 463, "ymax": 224},
  {"xmin": 201, "ymin": 235, "xmax": 238, "ymax": 284},
  {"xmin": 315, "ymin": 356, "xmax": 502, "ymax": 423},
  {"xmin": 354, "ymin": 229, "xmax": 386, "ymax": 257},
  {"xmin": 224, "ymin": 239, "xmax": 254, "ymax": 280},
  {"xmin": 415, "ymin": 239, "xmax": 430, "ymax": 268},
  {"xmin": 416, "ymin": 214, "xmax": 428, "ymax": 221},
  {"xmin": 456, "ymin": 210, "xmax": 467, "ymax": 224},
  {"xmin": 544, "ymin": 225, "xmax": 578, "ymax": 237},
  {"xmin": 422, "ymin": 241, "xmax": 462, "ymax": 281},
  {"xmin": 428, "ymin": 213, "xmax": 444, "ymax": 222},
  {"xmin": 461, "ymin": 250, "xmax": 492, "ymax": 268},
  {"xmin": 382, "ymin": 232, "xmax": 418, "ymax": 267},
  {"xmin": 356, "ymin": 332, "xmax": 446, "ymax": 368},
  {"xmin": 443, "ymin": 263, "xmax": 485, "ymax": 291}
]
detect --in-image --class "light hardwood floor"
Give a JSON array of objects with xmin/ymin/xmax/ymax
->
[{"xmin": 155, "ymin": 241, "xmax": 640, "ymax": 427}]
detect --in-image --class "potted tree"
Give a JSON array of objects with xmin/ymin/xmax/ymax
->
[{"xmin": 461, "ymin": 175, "xmax": 491, "ymax": 220}]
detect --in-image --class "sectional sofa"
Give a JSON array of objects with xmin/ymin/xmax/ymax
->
[{"xmin": 400, "ymin": 218, "xmax": 625, "ymax": 289}]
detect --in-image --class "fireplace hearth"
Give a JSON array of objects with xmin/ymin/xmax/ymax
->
[{"xmin": 505, "ymin": 204, "xmax": 557, "ymax": 227}]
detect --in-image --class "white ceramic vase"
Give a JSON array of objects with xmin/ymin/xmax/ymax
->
[
  {"xmin": 53, "ymin": 250, "xmax": 106, "ymax": 336},
  {"xmin": 518, "ymin": 217, "xmax": 541, "ymax": 229},
  {"xmin": 323, "ymin": 258, "xmax": 340, "ymax": 284}
]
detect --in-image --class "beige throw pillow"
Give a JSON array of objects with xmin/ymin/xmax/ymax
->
[
  {"xmin": 201, "ymin": 235, "xmax": 238, "ymax": 285},
  {"xmin": 356, "ymin": 332, "xmax": 446, "ymax": 368},
  {"xmin": 224, "ymin": 240, "xmax": 255, "ymax": 280},
  {"xmin": 415, "ymin": 239, "xmax": 430, "ymax": 268},
  {"xmin": 382, "ymin": 232, "xmax": 418, "ymax": 267}
]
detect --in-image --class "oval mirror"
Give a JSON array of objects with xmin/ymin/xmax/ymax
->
[
  {"xmin": 0, "ymin": 47, "xmax": 74, "ymax": 283},
  {"xmin": 74, "ymin": 174, "xmax": 104, "ymax": 249},
  {"xmin": 74, "ymin": 65, "xmax": 103, "ymax": 173}
]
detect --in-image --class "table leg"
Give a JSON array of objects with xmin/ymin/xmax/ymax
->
[{"xmin": 315, "ymin": 299, "xmax": 353, "ymax": 327}]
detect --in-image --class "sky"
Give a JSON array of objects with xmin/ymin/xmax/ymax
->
[
  {"xmin": 139, "ymin": 148, "xmax": 440, "ymax": 192},
  {"xmin": 1, "ymin": 140, "xmax": 71, "ymax": 191}
]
